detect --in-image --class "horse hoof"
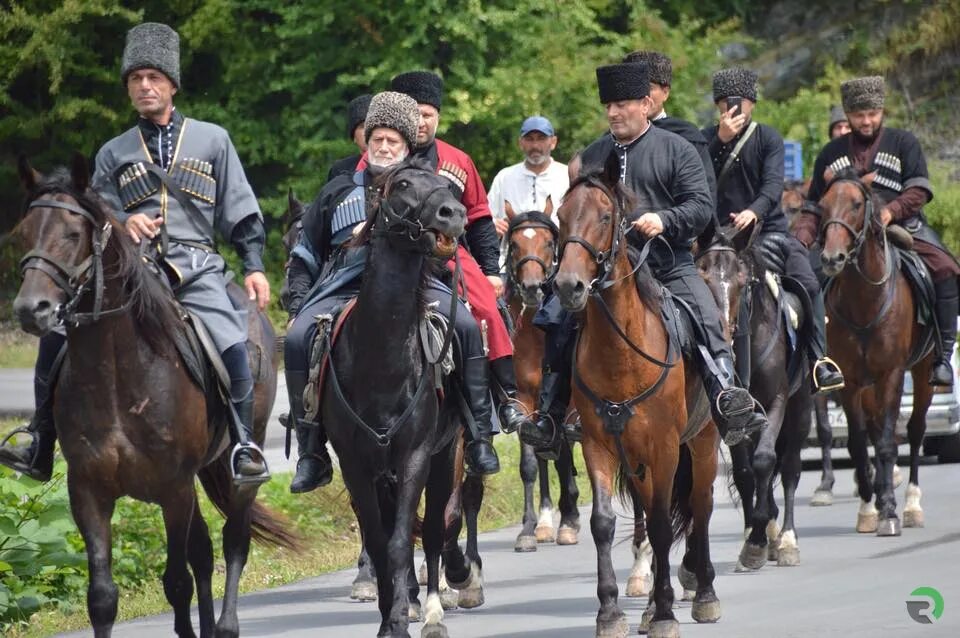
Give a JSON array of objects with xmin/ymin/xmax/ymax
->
[
  {"xmin": 777, "ymin": 546, "xmax": 800, "ymax": 567},
  {"xmin": 596, "ymin": 614, "xmax": 629, "ymax": 638},
  {"xmin": 903, "ymin": 509, "xmax": 924, "ymax": 528},
  {"xmin": 439, "ymin": 588, "xmax": 459, "ymax": 611},
  {"xmin": 515, "ymin": 534, "xmax": 538, "ymax": 552},
  {"xmin": 648, "ymin": 619, "xmax": 681, "ymax": 638},
  {"xmin": 735, "ymin": 542, "xmax": 767, "ymax": 571},
  {"xmin": 421, "ymin": 624, "xmax": 449, "ymax": 638},
  {"xmin": 638, "ymin": 605, "xmax": 654, "ymax": 632},
  {"xmin": 409, "ymin": 601, "xmax": 422, "ymax": 623},
  {"xmin": 535, "ymin": 524, "xmax": 556, "ymax": 543},
  {"xmin": 877, "ymin": 517, "xmax": 901, "ymax": 537},
  {"xmin": 767, "ymin": 544, "xmax": 780, "ymax": 562},
  {"xmin": 625, "ymin": 575, "xmax": 650, "ymax": 598},
  {"xmin": 692, "ymin": 599, "xmax": 722, "ymax": 623},
  {"xmin": 677, "ymin": 563, "xmax": 697, "ymax": 591},
  {"xmin": 456, "ymin": 586, "xmax": 484, "ymax": 609},
  {"xmin": 810, "ymin": 489, "xmax": 833, "ymax": 507},
  {"xmin": 556, "ymin": 525, "xmax": 579, "ymax": 545},
  {"xmin": 418, "ymin": 561, "xmax": 428, "ymax": 586},
  {"xmin": 857, "ymin": 511, "xmax": 878, "ymax": 534},
  {"xmin": 350, "ymin": 580, "xmax": 378, "ymax": 601}
]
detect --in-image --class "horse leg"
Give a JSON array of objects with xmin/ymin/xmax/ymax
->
[
  {"xmin": 536, "ymin": 457, "xmax": 557, "ymax": 543},
  {"xmin": 873, "ymin": 376, "xmax": 904, "ymax": 537},
  {"xmin": 583, "ymin": 441, "xmax": 627, "ymax": 638},
  {"xmin": 69, "ymin": 482, "xmax": 118, "ymax": 638},
  {"xmin": 904, "ymin": 359, "xmax": 933, "ymax": 528},
  {"xmin": 729, "ymin": 440, "xmax": 755, "ymax": 541},
  {"xmin": 353, "ymin": 546, "xmax": 379, "ymax": 601},
  {"xmin": 453, "ymin": 473, "xmax": 485, "ymax": 610},
  {"xmin": 737, "ymin": 418, "xmax": 778, "ymax": 572},
  {"xmin": 842, "ymin": 390, "xmax": 877, "ymax": 532},
  {"xmin": 214, "ymin": 483, "xmax": 258, "ymax": 638},
  {"xmin": 645, "ymin": 453, "xmax": 680, "ymax": 638},
  {"xmin": 688, "ymin": 428, "xmax": 721, "ymax": 624},
  {"xmin": 625, "ymin": 487, "xmax": 651, "ymax": 599},
  {"xmin": 346, "ymin": 473, "xmax": 392, "ymax": 635},
  {"xmin": 421, "ymin": 448, "xmax": 454, "ymax": 638},
  {"xmin": 160, "ymin": 489, "xmax": 199, "ymax": 638},
  {"xmin": 515, "ymin": 442, "xmax": 540, "ymax": 551},
  {"xmin": 776, "ymin": 402, "xmax": 806, "ymax": 566},
  {"xmin": 556, "ymin": 439, "xmax": 581, "ymax": 545},
  {"xmin": 811, "ymin": 393, "xmax": 835, "ymax": 505},
  {"xmin": 185, "ymin": 497, "xmax": 216, "ymax": 638}
]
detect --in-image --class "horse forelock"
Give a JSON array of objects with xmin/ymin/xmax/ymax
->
[{"xmin": 24, "ymin": 170, "xmax": 183, "ymax": 355}]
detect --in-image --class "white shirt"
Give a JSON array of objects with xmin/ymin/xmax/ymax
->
[{"xmin": 487, "ymin": 158, "xmax": 568, "ymax": 225}]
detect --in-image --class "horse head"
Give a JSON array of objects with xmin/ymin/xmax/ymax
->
[
  {"xmin": 281, "ymin": 187, "xmax": 305, "ymax": 254},
  {"xmin": 781, "ymin": 179, "xmax": 809, "ymax": 229},
  {"xmin": 554, "ymin": 151, "xmax": 634, "ymax": 311},
  {"xmin": 504, "ymin": 196, "xmax": 558, "ymax": 307},
  {"xmin": 14, "ymin": 154, "xmax": 109, "ymax": 335},
  {"xmin": 366, "ymin": 158, "xmax": 466, "ymax": 258},
  {"xmin": 695, "ymin": 222, "xmax": 759, "ymax": 341},
  {"xmin": 818, "ymin": 168, "xmax": 881, "ymax": 277}
]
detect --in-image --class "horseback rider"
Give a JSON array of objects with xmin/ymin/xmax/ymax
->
[
  {"xmin": 0, "ymin": 22, "xmax": 270, "ymax": 481},
  {"xmin": 794, "ymin": 76, "xmax": 960, "ymax": 387},
  {"xmin": 284, "ymin": 91, "xmax": 516, "ymax": 491},
  {"xmin": 829, "ymin": 105, "xmax": 851, "ymax": 140},
  {"xmin": 703, "ymin": 67, "xmax": 845, "ymax": 394},
  {"xmin": 520, "ymin": 62, "xmax": 769, "ymax": 452},
  {"xmin": 327, "ymin": 94, "xmax": 372, "ymax": 182}
]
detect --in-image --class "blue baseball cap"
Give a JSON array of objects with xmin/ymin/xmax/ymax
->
[{"xmin": 520, "ymin": 115, "xmax": 555, "ymax": 137}]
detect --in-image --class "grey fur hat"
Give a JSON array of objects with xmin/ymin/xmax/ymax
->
[
  {"xmin": 364, "ymin": 91, "xmax": 420, "ymax": 149},
  {"xmin": 596, "ymin": 63, "xmax": 650, "ymax": 104},
  {"xmin": 841, "ymin": 76, "xmax": 885, "ymax": 112},
  {"xmin": 828, "ymin": 105, "xmax": 847, "ymax": 134},
  {"xmin": 121, "ymin": 23, "xmax": 181, "ymax": 88},
  {"xmin": 712, "ymin": 67, "xmax": 758, "ymax": 103},
  {"xmin": 347, "ymin": 94, "xmax": 372, "ymax": 139},
  {"xmin": 390, "ymin": 71, "xmax": 444, "ymax": 111},
  {"xmin": 623, "ymin": 50, "xmax": 672, "ymax": 86}
]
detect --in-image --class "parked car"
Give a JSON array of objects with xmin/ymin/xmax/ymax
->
[{"xmin": 805, "ymin": 342, "xmax": 960, "ymax": 463}]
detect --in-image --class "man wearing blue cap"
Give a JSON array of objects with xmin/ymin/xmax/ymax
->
[{"xmin": 488, "ymin": 115, "xmax": 569, "ymax": 234}]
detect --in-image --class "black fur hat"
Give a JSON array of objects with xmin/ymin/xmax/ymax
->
[
  {"xmin": 121, "ymin": 22, "xmax": 181, "ymax": 88},
  {"xmin": 622, "ymin": 50, "xmax": 672, "ymax": 87},
  {"xmin": 596, "ymin": 63, "xmax": 650, "ymax": 104},
  {"xmin": 346, "ymin": 94, "xmax": 372, "ymax": 139},
  {"xmin": 390, "ymin": 71, "xmax": 444, "ymax": 111},
  {"xmin": 712, "ymin": 67, "xmax": 758, "ymax": 103}
]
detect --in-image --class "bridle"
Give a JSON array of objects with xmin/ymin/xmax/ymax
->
[
  {"xmin": 819, "ymin": 177, "xmax": 892, "ymax": 287},
  {"xmin": 19, "ymin": 195, "xmax": 130, "ymax": 326},
  {"xmin": 371, "ymin": 167, "xmax": 456, "ymax": 255},
  {"xmin": 504, "ymin": 210, "xmax": 558, "ymax": 303}
]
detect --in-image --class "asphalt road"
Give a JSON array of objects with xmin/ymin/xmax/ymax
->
[{"xmin": 57, "ymin": 457, "xmax": 960, "ymax": 637}]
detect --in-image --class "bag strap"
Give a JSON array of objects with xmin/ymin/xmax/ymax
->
[{"xmin": 717, "ymin": 121, "xmax": 758, "ymax": 186}]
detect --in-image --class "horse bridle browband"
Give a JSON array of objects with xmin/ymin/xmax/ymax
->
[
  {"xmin": 505, "ymin": 211, "xmax": 559, "ymax": 288},
  {"xmin": 20, "ymin": 196, "xmax": 128, "ymax": 326},
  {"xmin": 818, "ymin": 177, "xmax": 892, "ymax": 286}
]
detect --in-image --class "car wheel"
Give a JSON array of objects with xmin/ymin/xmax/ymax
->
[{"xmin": 937, "ymin": 432, "xmax": 960, "ymax": 463}]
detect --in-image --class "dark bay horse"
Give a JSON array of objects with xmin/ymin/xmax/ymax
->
[
  {"xmin": 320, "ymin": 160, "xmax": 475, "ymax": 638},
  {"xmin": 819, "ymin": 171, "xmax": 934, "ymax": 536},
  {"xmin": 696, "ymin": 224, "xmax": 811, "ymax": 570},
  {"xmin": 11, "ymin": 156, "xmax": 296, "ymax": 637},
  {"xmin": 554, "ymin": 158, "xmax": 720, "ymax": 638},
  {"xmin": 502, "ymin": 197, "xmax": 581, "ymax": 551}
]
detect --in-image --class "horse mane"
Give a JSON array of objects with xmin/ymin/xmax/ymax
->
[
  {"xmin": 565, "ymin": 171, "xmax": 662, "ymax": 313},
  {"xmin": 25, "ymin": 169, "xmax": 183, "ymax": 354}
]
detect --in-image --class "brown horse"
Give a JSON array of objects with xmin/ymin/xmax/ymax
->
[
  {"xmin": 11, "ymin": 155, "xmax": 296, "ymax": 637},
  {"xmin": 818, "ymin": 171, "xmax": 934, "ymax": 536},
  {"xmin": 554, "ymin": 157, "xmax": 720, "ymax": 638},
  {"xmin": 502, "ymin": 197, "xmax": 581, "ymax": 550}
]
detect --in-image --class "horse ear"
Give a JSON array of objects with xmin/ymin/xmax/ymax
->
[
  {"xmin": 601, "ymin": 150, "xmax": 620, "ymax": 187},
  {"xmin": 543, "ymin": 195, "xmax": 554, "ymax": 217},
  {"xmin": 17, "ymin": 155, "xmax": 40, "ymax": 192},
  {"xmin": 71, "ymin": 152, "xmax": 90, "ymax": 192},
  {"xmin": 287, "ymin": 187, "xmax": 303, "ymax": 222},
  {"xmin": 504, "ymin": 200, "xmax": 516, "ymax": 220}
]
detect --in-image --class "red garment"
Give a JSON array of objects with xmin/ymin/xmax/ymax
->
[{"xmin": 448, "ymin": 245, "xmax": 513, "ymax": 359}]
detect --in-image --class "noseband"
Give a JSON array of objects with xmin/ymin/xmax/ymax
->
[
  {"xmin": 819, "ymin": 177, "xmax": 891, "ymax": 286},
  {"xmin": 505, "ymin": 210, "xmax": 558, "ymax": 287},
  {"xmin": 20, "ymin": 196, "xmax": 123, "ymax": 325},
  {"xmin": 557, "ymin": 177, "xmax": 630, "ymax": 293},
  {"xmin": 372, "ymin": 170, "xmax": 455, "ymax": 255}
]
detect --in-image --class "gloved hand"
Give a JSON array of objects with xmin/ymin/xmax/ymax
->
[{"xmin": 754, "ymin": 232, "xmax": 788, "ymax": 274}]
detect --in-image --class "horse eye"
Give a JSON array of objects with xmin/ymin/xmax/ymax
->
[
  {"xmin": 398, "ymin": 180, "xmax": 410, "ymax": 189},
  {"xmin": 600, "ymin": 213, "xmax": 612, "ymax": 225},
  {"xmin": 66, "ymin": 230, "xmax": 81, "ymax": 241}
]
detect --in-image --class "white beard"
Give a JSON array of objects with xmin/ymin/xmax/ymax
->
[{"xmin": 369, "ymin": 147, "xmax": 409, "ymax": 168}]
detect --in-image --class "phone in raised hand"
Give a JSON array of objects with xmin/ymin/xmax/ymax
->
[{"xmin": 726, "ymin": 95, "xmax": 743, "ymax": 117}]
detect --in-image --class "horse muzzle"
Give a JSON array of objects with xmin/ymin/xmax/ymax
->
[
  {"xmin": 13, "ymin": 292, "xmax": 61, "ymax": 336},
  {"xmin": 820, "ymin": 249, "xmax": 848, "ymax": 277},
  {"xmin": 554, "ymin": 273, "xmax": 588, "ymax": 311},
  {"xmin": 520, "ymin": 283, "xmax": 544, "ymax": 308}
]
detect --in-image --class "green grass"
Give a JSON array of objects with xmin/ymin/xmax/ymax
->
[
  {"xmin": 0, "ymin": 327, "xmax": 37, "ymax": 369},
  {"xmin": 7, "ymin": 436, "xmax": 589, "ymax": 637}
]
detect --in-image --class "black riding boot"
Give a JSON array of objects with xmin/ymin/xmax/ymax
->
[
  {"xmin": 518, "ymin": 366, "xmax": 569, "ymax": 460},
  {"xmin": 703, "ymin": 355, "xmax": 768, "ymax": 446},
  {"xmin": 931, "ymin": 277, "xmax": 959, "ymax": 387},
  {"xmin": 222, "ymin": 344, "xmax": 267, "ymax": 478},
  {"xmin": 286, "ymin": 370, "xmax": 333, "ymax": 493},
  {"xmin": 488, "ymin": 356, "xmax": 527, "ymax": 434},
  {"xmin": 0, "ymin": 332, "xmax": 64, "ymax": 482},
  {"xmin": 810, "ymin": 290, "xmax": 845, "ymax": 393},
  {"xmin": 462, "ymin": 356, "xmax": 500, "ymax": 476},
  {"xmin": 232, "ymin": 390, "xmax": 267, "ymax": 476}
]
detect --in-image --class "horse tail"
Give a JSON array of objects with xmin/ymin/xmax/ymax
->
[{"xmin": 199, "ymin": 459, "xmax": 303, "ymax": 552}]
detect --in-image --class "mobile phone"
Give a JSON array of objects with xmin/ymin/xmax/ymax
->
[{"xmin": 726, "ymin": 96, "xmax": 743, "ymax": 117}]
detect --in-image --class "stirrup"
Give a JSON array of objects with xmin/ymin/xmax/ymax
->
[
  {"xmin": 230, "ymin": 442, "xmax": 271, "ymax": 486},
  {"xmin": 812, "ymin": 357, "xmax": 845, "ymax": 392},
  {"xmin": 520, "ymin": 413, "xmax": 561, "ymax": 460},
  {"xmin": 562, "ymin": 411, "xmax": 582, "ymax": 443},
  {"xmin": 0, "ymin": 426, "xmax": 35, "ymax": 449},
  {"xmin": 714, "ymin": 387, "xmax": 754, "ymax": 419},
  {"xmin": 497, "ymin": 397, "xmax": 530, "ymax": 434}
]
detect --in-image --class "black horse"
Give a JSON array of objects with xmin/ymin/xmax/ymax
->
[
  {"xmin": 319, "ymin": 160, "xmax": 476, "ymax": 638},
  {"xmin": 696, "ymin": 224, "xmax": 811, "ymax": 571}
]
